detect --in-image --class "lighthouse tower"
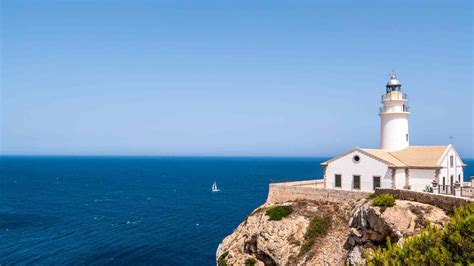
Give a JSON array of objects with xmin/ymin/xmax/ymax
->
[{"xmin": 379, "ymin": 72, "xmax": 410, "ymax": 151}]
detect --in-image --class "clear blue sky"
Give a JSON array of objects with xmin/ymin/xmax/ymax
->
[{"xmin": 1, "ymin": 0, "xmax": 472, "ymax": 157}]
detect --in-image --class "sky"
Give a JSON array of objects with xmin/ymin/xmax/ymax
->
[{"xmin": 1, "ymin": 0, "xmax": 473, "ymax": 157}]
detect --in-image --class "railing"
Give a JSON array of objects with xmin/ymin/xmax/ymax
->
[
  {"xmin": 269, "ymin": 179, "xmax": 325, "ymax": 188},
  {"xmin": 435, "ymin": 184, "xmax": 474, "ymax": 198},
  {"xmin": 379, "ymin": 105, "xmax": 410, "ymax": 113},
  {"xmin": 438, "ymin": 185, "xmax": 455, "ymax": 195},
  {"xmin": 461, "ymin": 186, "xmax": 474, "ymax": 198},
  {"xmin": 381, "ymin": 93, "xmax": 408, "ymax": 102}
]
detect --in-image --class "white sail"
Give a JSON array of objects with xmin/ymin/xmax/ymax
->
[{"xmin": 212, "ymin": 181, "xmax": 219, "ymax": 192}]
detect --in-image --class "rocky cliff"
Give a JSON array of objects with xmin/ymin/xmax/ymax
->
[{"xmin": 216, "ymin": 198, "xmax": 449, "ymax": 265}]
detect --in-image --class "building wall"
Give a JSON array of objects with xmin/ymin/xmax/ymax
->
[
  {"xmin": 325, "ymin": 150, "xmax": 390, "ymax": 192},
  {"xmin": 438, "ymin": 146, "xmax": 464, "ymax": 185},
  {"xmin": 409, "ymin": 169, "xmax": 436, "ymax": 192},
  {"xmin": 382, "ymin": 170, "xmax": 393, "ymax": 189},
  {"xmin": 394, "ymin": 169, "xmax": 406, "ymax": 189}
]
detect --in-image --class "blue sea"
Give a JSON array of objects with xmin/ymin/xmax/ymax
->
[{"xmin": 1, "ymin": 156, "xmax": 473, "ymax": 265}]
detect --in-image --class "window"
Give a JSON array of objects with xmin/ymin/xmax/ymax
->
[
  {"xmin": 443, "ymin": 177, "xmax": 446, "ymax": 186},
  {"xmin": 353, "ymin": 155, "xmax": 360, "ymax": 163},
  {"xmin": 450, "ymin": 156, "xmax": 454, "ymax": 167},
  {"xmin": 353, "ymin": 175, "xmax": 361, "ymax": 190},
  {"xmin": 335, "ymin": 174, "xmax": 342, "ymax": 188},
  {"xmin": 406, "ymin": 134, "xmax": 409, "ymax": 142},
  {"xmin": 450, "ymin": 175, "xmax": 454, "ymax": 185},
  {"xmin": 373, "ymin": 176, "xmax": 381, "ymax": 190},
  {"xmin": 458, "ymin": 174, "xmax": 461, "ymax": 182}
]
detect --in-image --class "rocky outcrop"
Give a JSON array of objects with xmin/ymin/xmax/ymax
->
[
  {"xmin": 217, "ymin": 199, "xmax": 450, "ymax": 265},
  {"xmin": 216, "ymin": 200, "xmax": 362, "ymax": 265},
  {"xmin": 345, "ymin": 200, "xmax": 449, "ymax": 265}
]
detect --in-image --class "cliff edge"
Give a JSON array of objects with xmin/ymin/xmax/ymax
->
[{"xmin": 216, "ymin": 197, "xmax": 450, "ymax": 265}]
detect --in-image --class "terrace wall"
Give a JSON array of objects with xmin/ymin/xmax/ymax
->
[
  {"xmin": 267, "ymin": 180, "xmax": 370, "ymax": 204},
  {"xmin": 374, "ymin": 188, "xmax": 473, "ymax": 213}
]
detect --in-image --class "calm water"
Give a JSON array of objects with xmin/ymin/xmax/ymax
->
[
  {"xmin": 0, "ymin": 156, "xmax": 327, "ymax": 265},
  {"xmin": 1, "ymin": 156, "xmax": 473, "ymax": 265}
]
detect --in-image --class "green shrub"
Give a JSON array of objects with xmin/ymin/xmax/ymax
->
[
  {"xmin": 266, "ymin": 205, "xmax": 293, "ymax": 221},
  {"xmin": 218, "ymin": 251, "xmax": 229, "ymax": 266},
  {"xmin": 444, "ymin": 203, "xmax": 474, "ymax": 262},
  {"xmin": 372, "ymin": 194, "xmax": 396, "ymax": 212},
  {"xmin": 245, "ymin": 257, "xmax": 257, "ymax": 266},
  {"xmin": 366, "ymin": 203, "xmax": 474, "ymax": 265},
  {"xmin": 423, "ymin": 185, "xmax": 433, "ymax": 193},
  {"xmin": 299, "ymin": 215, "xmax": 331, "ymax": 255}
]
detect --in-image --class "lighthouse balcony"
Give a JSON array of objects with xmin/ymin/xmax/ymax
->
[
  {"xmin": 379, "ymin": 105, "xmax": 410, "ymax": 114},
  {"xmin": 381, "ymin": 92, "xmax": 408, "ymax": 102}
]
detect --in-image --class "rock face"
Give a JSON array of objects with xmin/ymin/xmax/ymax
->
[
  {"xmin": 345, "ymin": 199, "xmax": 449, "ymax": 265},
  {"xmin": 216, "ymin": 200, "xmax": 360, "ymax": 265},
  {"xmin": 217, "ymin": 199, "xmax": 450, "ymax": 265}
]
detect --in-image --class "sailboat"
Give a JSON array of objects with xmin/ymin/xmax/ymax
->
[{"xmin": 212, "ymin": 181, "xmax": 220, "ymax": 192}]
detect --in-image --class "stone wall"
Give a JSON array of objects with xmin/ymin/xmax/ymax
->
[
  {"xmin": 374, "ymin": 188, "xmax": 473, "ymax": 213},
  {"xmin": 271, "ymin": 180, "xmax": 324, "ymax": 187},
  {"xmin": 267, "ymin": 181, "xmax": 370, "ymax": 204}
]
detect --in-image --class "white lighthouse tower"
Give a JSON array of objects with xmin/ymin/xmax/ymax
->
[{"xmin": 379, "ymin": 72, "xmax": 410, "ymax": 151}]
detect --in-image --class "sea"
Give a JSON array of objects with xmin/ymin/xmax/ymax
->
[{"xmin": 1, "ymin": 156, "xmax": 473, "ymax": 265}]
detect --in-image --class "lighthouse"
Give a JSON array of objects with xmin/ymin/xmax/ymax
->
[
  {"xmin": 321, "ymin": 72, "xmax": 465, "ymax": 193},
  {"xmin": 379, "ymin": 72, "xmax": 410, "ymax": 151}
]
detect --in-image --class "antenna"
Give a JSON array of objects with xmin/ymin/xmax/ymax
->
[{"xmin": 449, "ymin": 136, "xmax": 453, "ymax": 144}]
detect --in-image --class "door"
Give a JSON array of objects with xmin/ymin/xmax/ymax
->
[{"xmin": 373, "ymin": 176, "xmax": 381, "ymax": 190}]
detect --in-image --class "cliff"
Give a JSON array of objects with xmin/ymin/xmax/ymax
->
[{"xmin": 216, "ymin": 197, "xmax": 450, "ymax": 265}]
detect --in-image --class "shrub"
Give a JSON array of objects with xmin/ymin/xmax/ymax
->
[
  {"xmin": 444, "ymin": 202, "xmax": 474, "ymax": 262},
  {"xmin": 245, "ymin": 257, "xmax": 257, "ymax": 266},
  {"xmin": 372, "ymin": 194, "xmax": 396, "ymax": 212},
  {"xmin": 299, "ymin": 215, "xmax": 331, "ymax": 255},
  {"xmin": 218, "ymin": 251, "xmax": 229, "ymax": 266},
  {"xmin": 423, "ymin": 185, "xmax": 433, "ymax": 193},
  {"xmin": 366, "ymin": 203, "xmax": 474, "ymax": 264},
  {"xmin": 266, "ymin": 205, "xmax": 293, "ymax": 221}
]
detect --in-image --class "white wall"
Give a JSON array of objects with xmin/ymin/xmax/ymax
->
[
  {"xmin": 438, "ymin": 146, "xmax": 465, "ymax": 185},
  {"xmin": 394, "ymin": 169, "xmax": 406, "ymax": 189},
  {"xmin": 382, "ymin": 170, "xmax": 393, "ymax": 189},
  {"xmin": 409, "ymin": 169, "xmax": 436, "ymax": 192},
  {"xmin": 380, "ymin": 113, "xmax": 409, "ymax": 151},
  {"xmin": 325, "ymin": 150, "xmax": 390, "ymax": 192}
]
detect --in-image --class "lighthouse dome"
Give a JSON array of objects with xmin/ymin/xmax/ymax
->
[{"xmin": 386, "ymin": 73, "xmax": 401, "ymax": 87}]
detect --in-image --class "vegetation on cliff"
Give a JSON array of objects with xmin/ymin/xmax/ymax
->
[
  {"xmin": 265, "ymin": 205, "xmax": 293, "ymax": 221},
  {"xmin": 217, "ymin": 251, "xmax": 229, "ymax": 266},
  {"xmin": 367, "ymin": 203, "xmax": 474, "ymax": 265},
  {"xmin": 299, "ymin": 215, "xmax": 331, "ymax": 255},
  {"xmin": 371, "ymin": 194, "xmax": 396, "ymax": 212},
  {"xmin": 244, "ymin": 257, "xmax": 256, "ymax": 265}
]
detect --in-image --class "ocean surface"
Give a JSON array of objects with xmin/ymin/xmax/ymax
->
[{"xmin": 1, "ymin": 156, "xmax": 473, "ymax": 265}]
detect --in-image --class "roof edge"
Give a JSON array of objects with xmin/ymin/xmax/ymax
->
[
  {"xmin": 321, "ymin": 148, "xmax": 396, "ymax": 167},
  {"xmin": 436, "ymin": 144, "xmax": 453, "ymax": 166}
]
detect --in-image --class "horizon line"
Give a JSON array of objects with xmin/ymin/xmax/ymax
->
[{"xmin": 0, "ymin": 154, "xmax": 334, "ymax": 158}]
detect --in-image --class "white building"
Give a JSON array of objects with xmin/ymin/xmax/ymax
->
[{"xmin": 322, "ymin": 73, "xmax": 465, "ymax": 193}]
